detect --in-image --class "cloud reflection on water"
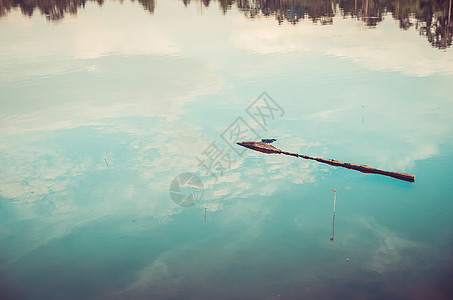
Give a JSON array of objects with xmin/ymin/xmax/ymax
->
[
  {"xmin": 232, "ymin": 13, "xmax": 453, "ymax": 77},
  {"xmin": 0, "ymin": 1, "xmax": 452, "ymax": 299}
]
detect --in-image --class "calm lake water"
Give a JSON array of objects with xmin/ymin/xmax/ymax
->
[{"xmin": 1, "ymin": 0, "xmax": 453, "ymax": 299}]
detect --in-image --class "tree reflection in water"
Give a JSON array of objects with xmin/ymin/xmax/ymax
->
[
  {"xmin": 0, "ymin": 0, "xmax": 156, "ymax": 19},
  {"xmin": 0, "ymin": 0, "xmax": 451, "ymax": 49}
]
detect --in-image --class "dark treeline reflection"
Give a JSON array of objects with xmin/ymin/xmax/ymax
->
[
  {"xmin": 0, "ymin": 0, "xmax": 452, "ymax": 49},
  {"xmin": 0, "ymin": 0, "xmax": 156, "ymax": 20}
]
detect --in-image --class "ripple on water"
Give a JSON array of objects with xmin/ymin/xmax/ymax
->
[{"xmin": 79, "ymin": 212, "xmax": 181, "ymax": 240}]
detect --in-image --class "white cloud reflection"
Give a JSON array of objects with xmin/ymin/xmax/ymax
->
[
  {"xmin": 0, "ymin": 1, "xmax": 452, "ymax": 283},
  {"xmin": 0, "ymin": 3, "xmax": 180, "ymax": 62},
  {"xmin": 350, "ymin": 218, "xmax": 422, "ymax": 274},
  {"xmin": 232, "ymin": 14, "xmax": 453, "ymax": 77}
]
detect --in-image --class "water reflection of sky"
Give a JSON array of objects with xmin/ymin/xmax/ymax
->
[{"xmin": 1, "ymin": 0, "xmax": 453, "ymax": 299}]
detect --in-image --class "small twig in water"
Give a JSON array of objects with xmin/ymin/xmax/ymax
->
[
  {"xmin": 330, "ymin": 189, "xmax": 336, "ymax": 242},
  {"xmin": 104, "ymin": 152, "xmax": 109, "ymax": 168},
  {"xmin": 204, "ymin": 195, "xmax": 207, "ymax": 223}
]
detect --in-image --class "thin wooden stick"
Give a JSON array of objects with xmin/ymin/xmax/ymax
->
[
  {"xmin": 204, "ymin": 195, "xmax": 207, "ymax": 223},
  {"xmin": 104, "ymin": 152, "xmax": 109, "ymax": 168},
  {"xmin": 330, "ymin": 189, "xmax": 336, "ymax": 242},
  {"xmin": 237, "ymin": 141, "xmax": 415, "ymax": 182}
]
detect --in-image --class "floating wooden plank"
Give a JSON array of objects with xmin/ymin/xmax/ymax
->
[{"xmin": 237, "ymin": 141, "xmax": 415, "ymax": 183}]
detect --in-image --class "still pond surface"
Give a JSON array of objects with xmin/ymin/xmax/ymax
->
[{"xmin": 1, "ymin": 0, "xmax": 453, "ymax": 299}]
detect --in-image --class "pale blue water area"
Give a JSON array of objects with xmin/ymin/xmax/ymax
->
[{"xmin": 1, "ymin": 0, "xmax": 453, "ymax": 299}]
